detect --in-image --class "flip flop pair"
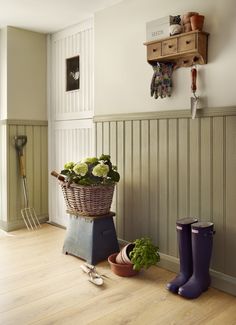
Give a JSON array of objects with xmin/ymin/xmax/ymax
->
[{"xmin": 80, "ymin": 263, "xmax": 104, "ymax": 286}]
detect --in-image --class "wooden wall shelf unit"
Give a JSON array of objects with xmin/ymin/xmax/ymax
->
[{"xmin": 144, "ymin": 30, "xmax": 209, "ymax": 68}]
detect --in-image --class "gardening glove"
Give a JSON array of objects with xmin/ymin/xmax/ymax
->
[{"xmin": 150, "ymin": 62, "xmax": 174, "ymax": 99}]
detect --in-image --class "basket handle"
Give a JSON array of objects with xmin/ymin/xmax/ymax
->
[{"xmin": 51, "ymin": 170, "xmax": 66, "ymax": 182}]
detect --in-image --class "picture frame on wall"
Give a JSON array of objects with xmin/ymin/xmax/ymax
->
[{"xmin": 66, "ymin": 55, "xmax": 80, "ymax": 91}]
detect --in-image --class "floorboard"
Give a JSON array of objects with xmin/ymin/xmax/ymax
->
[{"xmin": 0, "ymin": 224, "xmax": 235, "ymax": 325}]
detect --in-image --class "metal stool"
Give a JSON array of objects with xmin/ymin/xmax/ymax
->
[{"xmin": 63, "ymin": 211, "xmax": 119, "ymax": 265}]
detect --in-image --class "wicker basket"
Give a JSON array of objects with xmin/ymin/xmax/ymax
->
[{"xmin": 60, "ymin": 182, "xmax": 115, "ymax": 216}]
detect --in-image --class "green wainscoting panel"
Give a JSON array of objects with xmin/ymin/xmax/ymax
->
[
  {"xmin": 94, "ymin": 107, "xmax": 236, "ymax": 295},
  {"xmin": 6, "ymin": 120, "xmax": 48, "ymax": 230}
]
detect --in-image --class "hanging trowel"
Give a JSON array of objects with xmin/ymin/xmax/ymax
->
[{"xmin": 190, "ymin": 67, "xmax": 199, "ymax": 119}]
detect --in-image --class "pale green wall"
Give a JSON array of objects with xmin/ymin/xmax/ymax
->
[
  {"xmin": 0, "ymin": 28, "xmax": 7, "ymax": 120},
  {"xmin": 7, "ymin": 27, "xmax": 47, "ymax": 120},
  {"xmin": 0, "ymin": 27, "xmax": 48, "ymax": 230}
]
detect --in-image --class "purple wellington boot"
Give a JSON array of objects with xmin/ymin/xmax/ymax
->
[
  {"xmin": 178, "ymin": 222, "xmax": 215, "ymax": 299},
  {"xmin": 166, "ymin": 217, "xmax": 198, "ymax": 293}
]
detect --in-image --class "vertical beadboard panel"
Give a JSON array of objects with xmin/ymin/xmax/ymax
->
[
  {"xmin": 189, "ymin": 118, "xmax": 200, "ymax": 218},
  {"xmin": 41, "ymin": 126, "xmax": 48, "ymax": 215},
  {"xmin": 94, "ymin": 111, "xmax": 235, "ymax": 267},
  {"xmin": 94, "ymin": 110, "xmax": 236, "ymax": 286},
  {"xmin": 132, "ymin": 121, "xmax": 141, "ymax": 239},
  {"xmin": 200, "ymin": 118, "xmax": 212, "ymax": 221},
  {"xmin": 16, "ymin": 125, "xmax": 26, "ymax": 215},
  {"xmin": 141, "ymin": 120, "xmax": 150, "ymax": 237},
  {"xmin": 0, "ymin": 124, "xmax": 8, "ymax": 223},
  {"xmin": 212, "ymin": 117, "xmax": 224, "ymax": 272},
  {"xmin": 51, "ymin": 20, "xmax": 93, "ymax": 120},
  {"xmin": 110, "ymin": 122, "xmax": 117, "ymax": 215},
  {"xmin": 124, "ymin": 121, "xmax": 133, "ymax": 240},
  {"xmin": 49, "ymin": 19, "xmax": 94, "ymax": 227},
  {"xmin": 225, "ymin": 116, "xmax": 236, "ymax": 277},
  {"xmin": 149, "ymin": 120, "xmax": 159, "ymax": 245},
  {"xmin": 103, "ymin": 122, "xmax": 110, "ymax": 154},
  {"xmin": 168, "ymin": 119, "xmax": 178, "ymax": 257},
  {"xmin": 96, "ymin": 122, "xmax": 103, "ymax": 156},
  {"xmin": 159, "ymin": 120, "xmax": 168, "ymax": 254},
  {"xmin": 25, "ymin": 126, "xmax": 34, "ymax": 216},
  {"xmin": 7, "ymin": 123, "xmax": 48, "ymax": 227},
  {"xmin": 178, "ymin": 119, "xmax": 189, "ymax": 217},
  {"xmin": 50, "ymin": 120, "xmax": 94, "ymax": 226},
  {"xmin": 110, "ymin": 122, "xmax": 117, "ymax": 166},
  {"xmin": 33, "ymin": 126, "xmax": 41, "ymax": 215},
  {"xmin": 8, "ymin": 125, "xmax": 19, "ymax": 221},
  {"xmin": 116, "ymin": 122, "xmax": 125, "ymax": 238}
]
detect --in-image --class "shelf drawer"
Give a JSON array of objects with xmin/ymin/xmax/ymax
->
[
  {"xmin": 178, "ymin": 34, "xmax": 196, "ymax": 52},
  {"xmin": 162, "ymin": 38, "xmax": 177, "ymax": 56},
  {"xmin": 147, "ymin": 42, "xmax": 162, "ymax": 60}
]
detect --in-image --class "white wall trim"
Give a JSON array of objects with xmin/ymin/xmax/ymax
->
[
  {"xmin": 51, "ymin": 18, "xmax": 94, "ymax": 41},
  {"xmin": 94, "ymin": 106, "xmax": 236, "ymax": 122},
  {"xmin": 54, "ymin": 119, "xmax": 94, "ymax": 130},
  {"xmin": 48, "ymin": 18, "xmax": 94, "ymax": 226}
]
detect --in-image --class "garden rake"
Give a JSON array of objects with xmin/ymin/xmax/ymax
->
[{"xmin": 14, "ymin": 135, "xmax": 41, "ymax": 230}]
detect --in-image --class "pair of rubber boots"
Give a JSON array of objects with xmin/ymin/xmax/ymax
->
[{"xmin": 167, "ymin": 218, "xmax": 215, "ymax": 299}]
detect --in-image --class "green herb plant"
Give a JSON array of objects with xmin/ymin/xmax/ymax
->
[{"xmin": 129, "ymin": 237, "xmax": 160, "ymax": 271}]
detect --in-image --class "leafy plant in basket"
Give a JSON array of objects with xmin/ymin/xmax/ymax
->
[
  {"xmin": 61, "ymin": 154, "xmax": 120, "ymax": 186},
  {"xmin": 51, "ymin": 154, "xmax": 120, "ymax": 216}
]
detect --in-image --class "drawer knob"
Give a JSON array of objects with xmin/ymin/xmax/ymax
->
[
  {"xmin": 168, "ymin": 45, "xmax": 173, "ymax": 48},
  {"xmin": 153, "ymin": 48, "xmax": 157, "ymax": 52},
  {"xmin": 186, "ymin": 40, "xmax": 191, "ymax": 44}
]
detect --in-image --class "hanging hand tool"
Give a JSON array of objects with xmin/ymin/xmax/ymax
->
[{"xmin": 190, "ymin": 67, "xmax": 199, "ymax": 119}]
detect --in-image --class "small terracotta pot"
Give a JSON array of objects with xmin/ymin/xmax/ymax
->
[
  {"xmin": 183, "ymin": 22, "xmax": 192, "ymax": 33},
  {"xmin": 108, "ymin": 253, "xmax": 138, "ymax": 277},
  {"xmin": 182, "ymin": 12, "xmax": 199, "ymax": 24},
  {"xmin": 190, "ymin": 14, "xmax": 205, "ymax": 31},
  {"xmin": 115, "ymin": 243, "xmax": 135, "ymax": 265}
]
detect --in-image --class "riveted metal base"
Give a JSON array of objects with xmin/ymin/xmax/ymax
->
[{"xmin": 62, "ymin": 212, "xmax": 119, "ymax": 265}]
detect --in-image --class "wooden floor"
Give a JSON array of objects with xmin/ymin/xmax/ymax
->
[{"xmin": 0, "ymin": 224, "xmax": 235, "ymax": 325}]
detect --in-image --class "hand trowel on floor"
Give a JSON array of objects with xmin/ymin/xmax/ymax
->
[{"xmin": 190, "ymin": 67, "xmax": 199, "ymax": 119}]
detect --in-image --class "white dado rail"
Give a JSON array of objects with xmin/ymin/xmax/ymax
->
[{"xmin": 94, "ymin": 106, "xmax": 236, "ymax": 296}]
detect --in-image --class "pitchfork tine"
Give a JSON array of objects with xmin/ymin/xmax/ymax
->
[{"xmin": 21, "ymin": 210, "xmax": 34, "ymax": 230}]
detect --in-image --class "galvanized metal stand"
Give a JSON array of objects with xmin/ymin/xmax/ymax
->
[{"xmin": 63, "ymin": 211, "xmax": 119, "ymax": 265}]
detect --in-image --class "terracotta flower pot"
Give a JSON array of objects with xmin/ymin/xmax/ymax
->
[
  {"xmin": 115, "ymin": 243, "xmax": 135, "ymax": 265},
  {"xmin": 183, "ymin": 22, "xmax": 192, "ymax": 33},
  {"xmin": 108, "ymin": 253, "xmax": 138, "ymax": 277},
  {"xmin": 190, "ymin": 15, "xmax": 205, "ymax": 31},
  {"xmin": 182, "ymin": 12, "xmax": 199, "ymax": 24}
]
